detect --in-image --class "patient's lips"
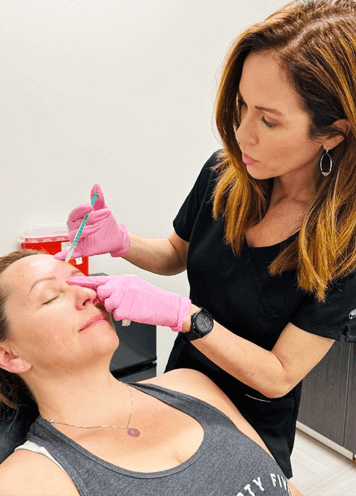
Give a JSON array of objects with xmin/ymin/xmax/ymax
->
[{"xmin": 80, "ymin": 312, "xmax": 106, "ymax": 331}]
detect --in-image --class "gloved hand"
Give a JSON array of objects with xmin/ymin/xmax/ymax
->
[
  {"xmin": 67, "ymin": 274, "xmax": 191, "ymax": 332},
  {"xmin": 54, "ymin": 184, "xmax": 130, "ymax": 261}
]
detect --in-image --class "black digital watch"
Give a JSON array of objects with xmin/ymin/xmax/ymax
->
[{"xmin": 182, "ymin": 308, "xmax": 214, "ymax": 341}]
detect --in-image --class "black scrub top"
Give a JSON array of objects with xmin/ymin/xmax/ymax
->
[{"xmin": 165, "ymin": 150, "xmax": 356, "ymax": 478}]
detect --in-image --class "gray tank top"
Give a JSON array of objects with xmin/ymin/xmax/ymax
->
[{"xmin": 27, "ymin": 383, "xmax": 291, "ymax": 496}]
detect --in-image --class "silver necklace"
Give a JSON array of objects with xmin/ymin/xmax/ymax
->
[{"xmin": 42, "ymin": 383, "xmax": 140, "ymax": 437}]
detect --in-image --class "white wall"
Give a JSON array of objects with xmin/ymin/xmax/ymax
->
[{"xmin": 0, "ymin": 0, "xmax": 286, "ymax": 374}]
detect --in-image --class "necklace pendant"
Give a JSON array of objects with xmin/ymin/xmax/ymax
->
[{"xmin": 127, "ymin": 427, "xmax": 140, "ymax": 437}]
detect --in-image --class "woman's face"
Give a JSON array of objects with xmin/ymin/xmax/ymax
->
[
  {"xmin": 236, "ymin": 51, "xmax": 324, "ymax": 183},
  {"xmin": 0, "ymin": 254, "xmax": 118, "ymax": 374}
]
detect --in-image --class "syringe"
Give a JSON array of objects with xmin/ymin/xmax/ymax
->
[
  {"xmin": 65, "ymin": 192, "xmax": 99, "ymax": 263},
  {"xmin": 64, "ymin": 191, "xmax": 131, "ymax": 327}
]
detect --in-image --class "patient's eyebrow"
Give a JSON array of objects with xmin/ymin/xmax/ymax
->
[
  {"xmin": 29, "ymin": 269, "xmax": 82, "ymax": 294},
  {"xmin": 30, "ymin": 277, "xmax": 56, "ymax": 293}
]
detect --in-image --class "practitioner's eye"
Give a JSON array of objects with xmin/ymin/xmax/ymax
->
[{"xmin": 261, "ymin": 116, "xmax": 277, "ymax": 129}]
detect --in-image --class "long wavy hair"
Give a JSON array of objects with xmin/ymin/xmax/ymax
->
[{"xmin": 213, "ymin": 0, "xmax": 356, "ymax": 301}]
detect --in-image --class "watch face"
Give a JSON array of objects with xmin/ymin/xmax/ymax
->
[{"xmin": 196, "ymin": 312, "xmax": 212, "ymax": 332}]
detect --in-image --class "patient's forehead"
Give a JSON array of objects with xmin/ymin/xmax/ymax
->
[{"xmin": 1, "ymin": 255, "xmax": 67, "ymax": 294}]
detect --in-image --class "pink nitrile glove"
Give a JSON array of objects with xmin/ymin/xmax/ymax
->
[
  {"xmin": 54, "ymin": 184, "xmax": 130, "ymax": 261},
  {"xmin": 67, "ymin": 275, "xmax": 191, "ymax": 332}
]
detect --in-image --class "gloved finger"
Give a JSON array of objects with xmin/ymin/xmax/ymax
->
[
  {"xmin": 112, "ymin": 307, "xmax": 128, "ymax": 322},
  {"xmin": 67, "ymin": 222, "xmax": 101, "ymax": 242},
  {"xmin": 82, "ymin": 208, "xmax": 112, "ymax": 226},
  {"xmin": 66, "ymin": 275, "xmax": 111, "ymax": 290},
  {"xmin": 91, "ymin": 184, "xmax": 106, "ymax": 210},
  {"xmin": 68, "ymin": 204, "xmax": 93, "ymax": 225},
  {"xmin": 54, "ymin": 251, "xmax": 67, "ymax": 261},
  {"xmin": 95, "ymin": 280, "xmax": 125, "ymax": 302},
  {"xmin": 101, "ymin": 283, "xmax": 127, "ymax": 315},
  {"xmin": 67, "ymin": 208, "xmax": 111, "ymax": 241}
]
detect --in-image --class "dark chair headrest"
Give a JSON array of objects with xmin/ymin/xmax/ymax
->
[{"xmin": 0, "ymin": 391, "xmax": 39, "ymax": 464}]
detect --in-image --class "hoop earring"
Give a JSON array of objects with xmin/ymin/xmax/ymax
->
[{"xmin": 320, "ymin": 149, "xmax": 333, "ymax": 177}]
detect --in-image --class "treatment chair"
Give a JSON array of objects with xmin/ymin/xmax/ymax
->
[{"xmin": 0, "ymin": 387, "xmax": 39, "ymax": 464}]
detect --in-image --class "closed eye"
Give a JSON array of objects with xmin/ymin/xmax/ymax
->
[
  {"xmin": 261, "ymin": 116, "xmax": 276, "ymax": 129},
  {"xmin": 237, "ymin": 95, "xmax": 277, "ymax": 129},
  {"xmin": 43, "ymin": 296, "xmax": 58, "ymax": 305}
]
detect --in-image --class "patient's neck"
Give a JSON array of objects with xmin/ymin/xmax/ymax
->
[{"xmin": 29, "ymin": 365, "xmax": 131, "ymax": 428}]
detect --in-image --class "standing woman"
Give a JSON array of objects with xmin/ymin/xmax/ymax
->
[{"xmin": 56, "ymin": 0, "xmax": 356, "ymax": 478}]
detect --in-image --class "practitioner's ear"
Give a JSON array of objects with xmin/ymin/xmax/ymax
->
[
  {"xmin": 0, "ymin": 345, "xmax": 31, "ymax": 373},
  {"xmin": 319, "ymin": 118, "xmax": 351, "ymax": 150}
]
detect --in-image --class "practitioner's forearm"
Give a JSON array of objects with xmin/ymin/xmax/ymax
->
[
  {"xmin": 181, "ymin": 305, "xmax": 286, "ymax": 398},
  {"xmin": 183, "ymin": 306, "xmax": 311, "ymax": 401},
  {"xmin": 122, "ymin": 233, "xmax": 187, "ymax": 276}
]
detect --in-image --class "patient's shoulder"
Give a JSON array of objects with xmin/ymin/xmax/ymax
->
[
  {"xmin": 141, "ymin": 368, "xmax": 228, "ymax": 410},
  {"xmin": 0, "ymin": 449, "xmax": 79, "ymax": 496}
]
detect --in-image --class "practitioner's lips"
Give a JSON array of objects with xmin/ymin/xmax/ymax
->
[
  {"xmin": 80, "ymin": 312, "xmax": 107, "ymax": 331},
  {"xmin": 242, "ymin": 153, "xmax": 258, "ymax": 165}
]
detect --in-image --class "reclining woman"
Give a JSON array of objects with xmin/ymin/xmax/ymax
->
[{"xmin": 0, "ymin": 250, "xmax": 303, "ymax": 495}]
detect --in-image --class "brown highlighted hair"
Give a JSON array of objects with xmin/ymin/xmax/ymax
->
[
  {"xmin": 0, "ymin": 250, "xmax": 40, "ymax": 413},
  {"xmin": 214, "ymin": 0, "xmax": 356, "ymax": 301}
]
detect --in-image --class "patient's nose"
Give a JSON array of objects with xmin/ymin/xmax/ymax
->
[{"xmin": 74, "ymin": 285, "xmax": 97, "ymax": 309}]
